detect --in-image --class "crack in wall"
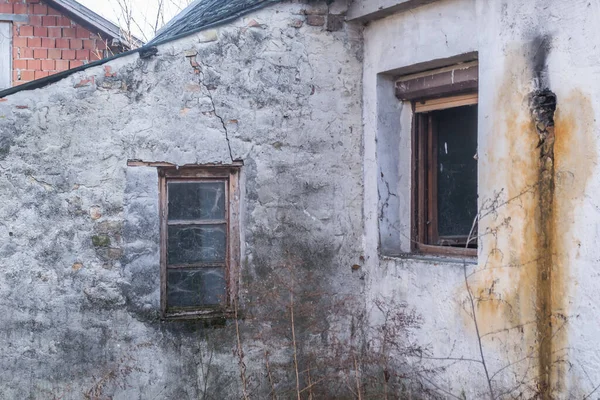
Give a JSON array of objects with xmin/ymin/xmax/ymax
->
[
  {"xmin": 189, "ymin": 55, "xmax": 234, "ymax": 162},
  {"xmin": 378, "ymin": 175, "xmax": 398, "ymax": 223}
]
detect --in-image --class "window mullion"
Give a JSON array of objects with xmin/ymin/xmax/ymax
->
[
  {"xmin": 417, "ymin": 114, "xmax": 428, "ymax": 246},
  {"xmin": 428, "ymin": 113, "xmax": 439, "ymax": 246}
]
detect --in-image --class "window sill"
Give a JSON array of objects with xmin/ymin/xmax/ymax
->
[
  {"xmin": 416, "ymin": 243, "xmax": 477, "ymax": 258},
  {"xmin": 382, "ymin": 252, "xmax": 478, "ymax": 266},
  {"xmin": 162, "ymin": 307, "xmax": 236, "ymax": 321}
]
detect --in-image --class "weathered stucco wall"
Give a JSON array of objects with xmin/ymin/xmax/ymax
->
[
  {"xmin": 362, "ymin": 0, "xmax": 484, "ymax": 395},
  {"xmin": 363, "ymin": 0, "xmax": 600, "ymax": 398},
  {"xmin": 4, "ymin": 0, "xmax": 600, "ymax": 397},
  {"xmin": 0, "ymin": 1, "xmax": 365, "ymax": 398}
]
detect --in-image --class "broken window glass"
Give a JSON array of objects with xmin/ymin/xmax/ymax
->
[
  {"xmin": 168, "ymin": 181, "xmax": 226, "ymax": 220},
  {"xmin": 167, "ymin": 268, "xmax": 226, "ymax": 307},
  {"xmin": 414, "ymin": 99, "xmax": 478, "ymax": 254},
  {"xmin": 167, "ymin": 224, "xmax": 227, "ymax": 265},
  {"xmin": 435, "ymin": 105, "xmax": 478, "ymax": 238},
  {"xmin": 162, "ymin": 178, "xmax": 230, "ymax": 312}
]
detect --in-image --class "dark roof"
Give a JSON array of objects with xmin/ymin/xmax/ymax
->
[
  {"xmin": 0, "ymin": 0, "xmax": 280, "ymax": 98},
  {"xmin": 47, "ymin": 0, "xmax": 143, "ymax": 47},
  {"xmin": 149, "ymin": 0, "xmax": 281, "ymax": 46}
]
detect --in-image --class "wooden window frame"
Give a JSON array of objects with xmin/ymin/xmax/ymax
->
[
  {"xmin": 158, "ymin": 166, "xmax": 241, "ymax": 320},
  {"xmin": 411, "ymin": 93, "xmax": 478, "ymax": 258}
]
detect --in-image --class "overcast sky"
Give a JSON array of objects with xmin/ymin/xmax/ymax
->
[{"xmin": 77, "ymin": 0, "xmax": 192, "ymax": 42}]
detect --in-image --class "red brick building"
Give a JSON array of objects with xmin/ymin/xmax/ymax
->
[{"xmin": 0, "ymin": 0, "xmax": 138, "ymax": 89}]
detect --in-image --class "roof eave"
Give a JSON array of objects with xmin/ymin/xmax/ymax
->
[{"xmin": 0, "ymin": 0, "xmax": 283, "ymax": 99}]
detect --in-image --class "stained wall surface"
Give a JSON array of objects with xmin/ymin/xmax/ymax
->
[
  {"xmin": 3, "ymin": 0, "xmax": 600, "ymax": 397},
  {"xmin": 0, "ymin": 1, "xmax": 365, "ymax": 398},
  {"xmin": 362, "ymin": 0, "xmax": 600, "ymax": 398}
]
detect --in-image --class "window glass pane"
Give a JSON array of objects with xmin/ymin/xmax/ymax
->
[
  {"xmin": 167, "ymin": 268, "xmax": 226, "ymax": 308},
  {"xmin": 168, "ymin": 181, "xmax": 226, "ymax": 220},
  {"xmin": 168, "ymin": 225, "xmax": 226, "ymax": 265},
  {"xmin": 435, "ymin": 105, "xmax": 478, "ymax": 238}
]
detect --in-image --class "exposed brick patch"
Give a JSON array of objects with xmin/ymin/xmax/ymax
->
[
  {"xmin": 47, "ymin": 48, "xmax": 61, "ymax": 59},
  {"xmin": 41, "ymin": 59, "xmax": 54, "ymax": 70},
  {"xmin": 5, "ymin": 0, "xmax": 115, "ymax": 86},
  {"xmin": 104, "ymin": 65, "xmax": 116, "ymax": 77},
  {"xmin": 247, "ymin": 19, "xmax": 262, "ymax": 28},
  {"xmin": 33, "ymin": 26, "xmax": 47, "ymax": 36},
  {"xmin": 289, "ymin": 18, "xmax": 304, "ymax": 28},
  {"xmin": 27, "ymin": 59, "xmax": 41, "ymax": 70},
  {"xmin": 62, "ymin": 49, "xmax": 75, "ymax": 60},
  {"xmin": 33, "ymin": 48, "xmax": 47, "ymax": 58},
  {"xmin": 74, "ymin": 76, "xmax": 95, "ymax": 88},
  {"xmin": 302, "ymin": 6, "xmax": 328, "ymax": 15},
  {"xmin": 306, "ymin": 15, "xmax": 325, "ymax": 26},
  {"xmin": 34, "ymin": 70, "xmax": 49, "ymax": 79},
  {"xmin": 55, "ymin": 60, "xmax": 69, "ymax": 71}
]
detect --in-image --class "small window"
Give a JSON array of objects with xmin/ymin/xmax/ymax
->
[
  {"xmin": 0, "ymin": 22, "xmax": 11, "ymax": 90},
  {"xmin": 159, "ymin": 166, "xmax": 240, "ymax": 319},
  {"xmin": 412, "ymin": 94, "xmax": 478, "ymax": 257}
]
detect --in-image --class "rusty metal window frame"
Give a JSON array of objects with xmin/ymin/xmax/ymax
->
[
  {"xmin": 411, "ymin": 94, "xmax": 478, "ymax": 258},
  {"xmin": 158, "ymin": 166, "xmax": 241, "ymax": 320}
]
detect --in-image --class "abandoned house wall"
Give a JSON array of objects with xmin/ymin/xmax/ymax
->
[
  {"xmin": 0, "ymin": 1, "xmax": 365, "ymax": 398},
  {"xmin": 362, "ymin": 0, "xmax": 600, "ymax": 398},
  {"xmin": 3, "ymin": 0, "xmax": 600, "ymax": 397}
]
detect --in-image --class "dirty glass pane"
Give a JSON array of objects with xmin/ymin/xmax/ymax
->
[
  {"xmin": 167, "ymin": 268, "xmax": 226, "ymax": 307},
  {"xmin": 168, "ymin": 181, "xmax": 226, "ymax": 220},
  {"xmin": 168, "ymin": 224, "xmax": 226, "ymax": 265},
  {"xmin": 435, "ymin": 105, "xmax": 478, "ymax": 238}
]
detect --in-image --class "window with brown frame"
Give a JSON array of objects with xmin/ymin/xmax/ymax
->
[
  {"xmin": 158, "ymin": 166, "xmax": 240, "ymax": 319},
  {"xmin": 412, "ymin": 94, "xmax": 478, "ymax": 257}
]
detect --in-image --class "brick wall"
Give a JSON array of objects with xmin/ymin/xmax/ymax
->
[{"xmin": 0, "ymin": 0, "xmax": 111, "ymax": 85}]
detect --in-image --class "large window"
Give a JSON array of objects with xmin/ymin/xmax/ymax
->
[
  {"xmin": 158, "ymin": 166, "xmax": 240, "ymax": 319},
  {"xmin": 412, "ymin": 94, "xmax": 478, "ymax": 257}
]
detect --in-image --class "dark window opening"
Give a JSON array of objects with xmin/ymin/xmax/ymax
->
[{"xmin": 413, "ymin": 98, "xmax": 478, "ymax": 257}]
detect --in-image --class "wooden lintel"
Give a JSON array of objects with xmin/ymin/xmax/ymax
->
[
  {"xmin": 127, "ymin": 160, "xmax": 244, "ymax": 168},
  {"xmin": 396, "ymin": 64, "xmax": 478, "ymax": 101}
]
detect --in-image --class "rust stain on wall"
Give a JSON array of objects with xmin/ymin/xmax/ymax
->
[
  {"xmin": 549, "ymin": 90, "xmax": 597, "ymax": 394},
  {"xmin": 470, "ymin": 48, "xmax": 539, "ymax": 339},
  {"xmin": 530, "ymin": 88, "xmax": 557, "ymax": 398},
  {"xmin": 465, "ymin": 46, "xmax": 597, "ymax": 397}
]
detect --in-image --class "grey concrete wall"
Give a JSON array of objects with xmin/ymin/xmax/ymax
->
[{"xmin": 0, "ymin": 1, "xmax": 365, "ymax": 398}]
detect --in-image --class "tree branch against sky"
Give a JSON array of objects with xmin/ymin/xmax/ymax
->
[{"xmin": 78, "ymin": 0, "xmax": 194, "ymax": 46}]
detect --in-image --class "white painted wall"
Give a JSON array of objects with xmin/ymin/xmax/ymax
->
[
  {"xmin": 347, "ymin": 0, "xmax": 441, "ymax": 21},
  {"xmin": 363, "ymin": 0, "xmax": 600, "ymax": 397},
  {"xmin": 0, "ymin": 22, "xmax": 11, "ymax": 90},
  {"xmin": 362, "ymin": 0, "xmax": 484, "ymax": 395}
]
